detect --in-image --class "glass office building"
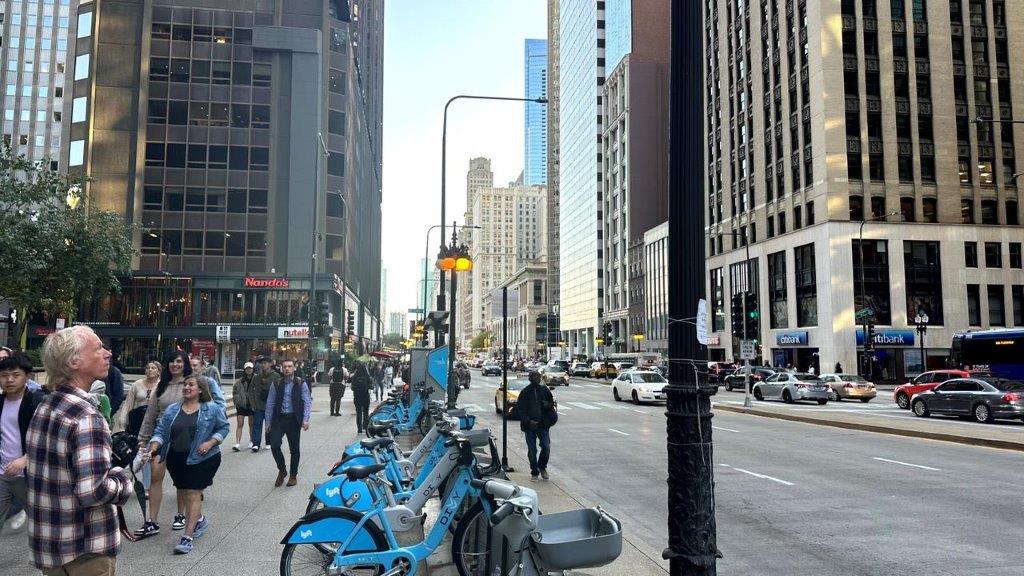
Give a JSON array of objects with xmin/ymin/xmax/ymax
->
[{"xmin": 523, "ymin": 38, "xmax": 547, "ymax": 186}]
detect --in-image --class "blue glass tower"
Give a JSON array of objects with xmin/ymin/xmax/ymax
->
[
  {"xmin": 523, "ymin": 39, "xmax": 548, "ymax": 186},
  {"xmin": 604, "ymin": 0, "xmax": 632, "ymax": 72}
]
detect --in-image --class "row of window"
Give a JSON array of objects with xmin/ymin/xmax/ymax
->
[
  {"xmin": 141, "ymin": 230, "xmax": 266, "ymax": 257},
  {"xmin": 149, "ymin": 58, "xmax": 271, "ymax": 87},
  {"xmin": 966, "ymin": 284, "xmax": 1024, "ymax": 327},
  {"xmin": 144, "ymin": 143, "xmax": 270, "ymax": 171},
  {"xmin": 849, "ymin": 195, "xmax": 1020, "ymax": 226},
  {"xmin": 147, "ymin": 99, "xmax": 271, "ymax": 129},
  {"xmin": 142, "ymin": 186, "xmax": 268, "ymax": 214},
  {"xmin": 964, "ymin": 242, "xmax": 1022, "ymax": 269}
]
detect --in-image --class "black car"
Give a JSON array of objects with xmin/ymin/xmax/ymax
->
[
  {"xmin": 723, "ymin": 367, "xmax": 775, "ymax": 392},
  {"xmin": 707, "ymin": 362, "xmax": 737, "ymax": 384},
  {"xmin": 481, "ymin": 363, "xmax": 502, "ymax": 377},
  {"xmin": 911, "ymin": 377, "xmax": 1024, "ymax": 423}
]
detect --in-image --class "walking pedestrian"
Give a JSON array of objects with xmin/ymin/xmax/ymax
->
[
  {"xmin": 145, "ymin": 374, "xmax": 229, "ymax": 555},
  {"xmin": 189, "ymin": 356, "xmax": 227, "ymax": 408},
  {"xmin": 327, "ymin": 359, "xmax": 348, "ymax": 416},
  {"xmin": 516, "ymin": 371, "xmax": 558, "ymax": 482},
  {"xmin": 231, "ymin": 362, "xmax": 256, "ymax": 451},
  {"xmin": 264, "ymin": 359, "xmax": 311, "ymax": 487},
  {"xmin": 350, "ymin": 361, "xmax": 372, "ymax": 434},
  {"xmin": 0, "ymin": 352, "xmax": 46, "ymax": 537},
  {"xmin": 27, "ymin": 326, "xmax": 133, "ymax": 575},
  {"xmin": 372, "ymin": 362, "xmax": 386, "ymax": 401},
  {"xmin": 113, "ymin": 360, "xmax": 160, "ymax": 497},
  {"xmin": 384, "ymin": 362, "xmax": 394, "ymax": 389},
  {"xmin": 246, "ymin": 356, "xmax": 279, "ymax": 453},
  {"xmin": 835, "ymin": 362, "xmax": 843, "ymax": 374},
  {"xmin": 134, "ymin": 351, "xmax": 192, "ymax": 538},
  {"xmin": 201, "ymin": 357, "xmax": 222, "ymax": 390}
]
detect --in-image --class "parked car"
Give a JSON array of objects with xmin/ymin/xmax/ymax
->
[
  {"xmin": 612, "ymin": 370, "xmax": 668, "ymax": 404},
  {"xmin": 753, "ymin": 372, "xmax": 830, "ymax": 404},
  {"xmin": 893, "ymin": 369, "xmax": 980, "ymax": 409},
  {"xmin": 590, "ymin": 362, "xmax": 617, "ymax": 379},
  {"xmin": 539, "ymin": 365, "xmax": 569, "ymax": 387},
  {"xmin": 494, "ymin": 378, "xmax": 531, "ymax": 417},
  {"xmin": 910, "ymin": 377, "xmax": 1024, "ymax": 423},
  {"xmin": 570, "ymin": 361, "xmax": 591, "ymax": 377},
  {"xmin": 547, "ymin": 360, "xmax": 570, "ymax": 373},
  {"xmin": 819, "ymin": 373, "xmax": 876, "ymax": 402},
  {"xmin": 481, "ymin": 363, "xmax": 502, "ymax": 377},
  {"xmin": 612, "ymin": 362, "xmax": 635, "ymax": 373},
  {"xmin": 707, "ymin": 362, "xmax": 737, "ymax": 384},
  {"xmin": 723, "ymin": 367, "xmax": 775, "ymax": 392}
]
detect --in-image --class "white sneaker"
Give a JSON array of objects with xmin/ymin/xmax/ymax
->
[
  {"xmin": 231, "ymin": 443, "xmax": 241, "ymax": 452},
  {"xmin": 8, "ymin": 510, "xmax": 26, "ymax": 531}
]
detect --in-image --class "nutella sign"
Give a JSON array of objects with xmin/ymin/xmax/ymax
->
[
  {"xmin": 244, "ymin": 277, "xmax": 290, "ymax": 288},
  {"xmin": 277, "ymin": 326, "xmax": 309, "ymax": 339}
]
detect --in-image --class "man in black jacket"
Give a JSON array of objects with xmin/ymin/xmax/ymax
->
[
  {"xmin": 0, "ymin": 352, "xmax": 46, "ymax": 534},
  {"xmin": 517, "ymin": 371, "xmax": 557, "ymax": 481}
]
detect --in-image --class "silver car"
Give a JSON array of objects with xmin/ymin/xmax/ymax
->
[{"xmin": 753, "ymin": 372, "xmax": 830, "ymax": 404}]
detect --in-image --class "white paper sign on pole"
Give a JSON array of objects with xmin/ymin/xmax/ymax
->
[
  {"xmin": 216, "ymin": 325, "xmax": 231, "ymax": 343},
  {"xmin": 219, "ymin": 343, "xmax": 236, "ymax": 378},
  {"xmin": 696, "ymin": 299, "xmax": 709, "ymax": 345}
]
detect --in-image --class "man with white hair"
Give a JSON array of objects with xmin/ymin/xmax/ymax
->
[{"xmin": 25, "ymin": 325, "xmax": 133, "ymax": 575}]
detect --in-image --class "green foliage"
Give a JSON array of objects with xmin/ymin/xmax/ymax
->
[
  {"xmin": 0, "ymin": 145, "xmax": 135, "ymax": 333},
  {"xmin": 382, "ymin": 332, "xmax": 404, "ymax": 347},
  {"xmin": 470, "ymin": 330, "xmax": 494, "ymax": 350}
]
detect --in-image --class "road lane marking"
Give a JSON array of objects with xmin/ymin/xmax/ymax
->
[
  {"xmin": 567, "ymin": 402, "xmax": 600, "ymax": 410},
  {"xmin": 630, "ymin": 408, "xmax": 646, "ymax": 414},
  {"xmin": 608, "ymin": 428, "xmax": 630, "ymax": 436},
  {"xmin": 712, "ymin": 426, "xmax": 740, "ymax": 433},
  {"xmin": 557, "ymin": 404, "xmax": 572, "ymax": 410},
  {"xmin": 720, "ymin": 464, "xmax": 794, "ymax": 486},
  {"xmin": 871, "ymin": 457, "xmax": 941, "ymax": 471},
  {"xmin": 594, "ymin": 401, "xmax": 627, "ymax": 410}
]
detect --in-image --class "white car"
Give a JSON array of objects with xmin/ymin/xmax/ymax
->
[{"xmin": 612, "ymin": 370, "xmax": 668, "ymax": 404}]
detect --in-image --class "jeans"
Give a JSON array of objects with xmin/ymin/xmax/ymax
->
[
  {"xmin": 354, "ymin": 397, "xmax": 370, "ymax": 432},
  {"xmin": 250, "ymin": 409, "xmax": 266, "ymax": 447},
  {"xmin": 523, "ymin": 428, "xmax": 551, "ymax": 476},
  {"xmin": 269, "ymin": 414, "xmax": 302, "ymax": 475},
  {"xmin": 0, "ymin": 474, "xmax": 27, "ymax": 535},
  {"xmin": 329, "ymin": 384, "xmax": 346, "ymax": 415}
]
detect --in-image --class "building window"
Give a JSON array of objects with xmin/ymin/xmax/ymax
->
[
  {"xmin": 806, "ymin": 201, "xmax": 815, "ymax": 225},
  {"xmin": 778, "ymin": 211, "xmax": 787, "ymax": 234},
  {"xmin": 903, "ymin": 241, "xmax": 943, "ymax": 325},
  {"xmin": 328, "ymin": 69, "xmax": 346, "ymax": 94},
  {"xmin": 71, "ymin": 97, "xmax": 88, "ymax": 123},
  {"xmin": 711, "ymin": 268, "xmax": 725, "ymax": 332},
  {"xmin": 852, "ymin": 239, "xmax": 892, "ymax": 325},
  {"xmin": 984, "ymin": 242, "xmax": 1002, "ymax": 267},
  {"xmin": 922, "ymin": 198, "xmax": 937, "ymax": 223},
  {"xmin": 793, "ymin": 206, "xmax": 802, "ymax": 230},
  {"xmin": 1010, "ymin": 243, "xmax": 1022, "ymax": 269},
  {"xmin": 849, "ymin": 195, "xmax": 864, "ymax": 221},
  {"xmin": 900, "ymin": 197, "xmax": 915, "ymax": 222},
  {"xmin": 967, "ymin": 284, "xmax": 981, "ymax": 326},
  {"xmin": 76, "ymin": 11, "xmax": 92, "ymax": 38},
  {"xmin": 871, "ymin": 196, "xmax": 886, "ymax": 219},
  {"xmin": 69, "ymin": 140, "xmax": 84, "ymax": 166},
  {"xmin": 961, "ymin": 199, "xmax": 975, "ymax": 223},
  {"xmin": 981, "ymin": 199, "xmax": 998, "ymax": 224},
  {"xmin": 328, "ymin": 151, "xmax": 345, "ymax": 177},
  {"xmin": 794, "ymin": 244, "xmax": 817, "ymax": 327},
  {"xmin": 328, "ymin": 110, "xmax": 345, "ymax": 135},
  {"xmin": 1008, "ymin": 200, "xmax": 1020, "ymax": 225},
  {"xmin": 965, "ymin": 242, "xmax": 978, "ymax": 267},
  {"xmin": 1013, "ymin": 285, "xmax": 1024, "ymax": 326},
  {"xmin": 768, "ymin": 251, "xmax": 788, "ymax": 329},
  {"xmin": 330, "ymin": 28, "xmax": 347, "ymax": 53},
  {"xmin": 74, "ymin": 53, "xmax": 90, "ymax": 80},
  {"xmin": 988, "ymin": 285, "xmax": 1006, "ymax": 326},
  {"xmin": 766, "ymin": 215, "xmax": 775, "ymax": 238}
]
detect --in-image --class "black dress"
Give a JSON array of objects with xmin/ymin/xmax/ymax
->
[{"xmin": 165, "ymin": 409, "xmax": 221, "ymax": 490}]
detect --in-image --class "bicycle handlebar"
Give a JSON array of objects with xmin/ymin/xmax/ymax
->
[{"xmin": 490, "ymin": 502, "xmax": 515, "ymax": 527}]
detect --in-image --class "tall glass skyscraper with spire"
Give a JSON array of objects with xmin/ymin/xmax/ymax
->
[{"xmin": 523, "ymin": 38, "xmax": 547, "ymax": 186}]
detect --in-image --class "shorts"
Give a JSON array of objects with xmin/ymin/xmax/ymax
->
[
  {"xmin": 235, "ymin": 405, "xmax": 254, "ymax": 417},
  {"xmin": 166, "ymin": 450, "xmax": 221, "ymax": 490}
]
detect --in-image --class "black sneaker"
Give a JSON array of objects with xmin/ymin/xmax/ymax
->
[
  {"xmin": 172, "ymin": 513, "xmax": 186, "ymax": 530},
  {"xmin": 134, "ymin": 521, "xmax": 160, "ymax": 537}
]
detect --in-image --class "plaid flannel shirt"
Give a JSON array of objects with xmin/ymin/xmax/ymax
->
[{"xmin": 25, "ymin": 383, "xmax": 133, "ymax": 570}]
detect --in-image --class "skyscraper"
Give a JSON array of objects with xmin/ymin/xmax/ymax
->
[
  {"xmin": 704, "ymin": 0, "xmax": 1024, "ymax": 381},
  {"xmin": 2, "ymin": 0, "xmax": 75, "ymax": 171},
  {"xmin": 545, "ymin": 0, "xmax": 561, "ymax": 350},
  {"xmin": 557, "ymin": 0, "xmax": 605, "ymax": 356},
  {"xmin": 66, "ymin": 0, "xmax": 384, "ymax": 366},
  {"xmin": 523, "ymin": 38, "xmax": 547, "ymax": 187}
]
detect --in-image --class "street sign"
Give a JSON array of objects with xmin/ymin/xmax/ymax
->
[
  {"xmin": 216, "ymin": 325, "xmax": 231, "ymax": 343},
  {"xmin": 408, "ymin": 308, "xmax": 424, "ymax": 315},
  {"xmin": 739, "ymin": 340, "xmax": 756, "ymax": 360},
  {"xmin": 855, "ymin": 308, "xmax": 875, "ymax": 320}
]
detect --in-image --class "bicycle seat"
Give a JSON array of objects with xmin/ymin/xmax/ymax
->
[
  {"xmin": 366, "ymin": 422, "xmax": 395, "ymax": 436},
  {"xmin": 344, "ymin": 463, "xmax": 387, "ymax": 481},
  {"xmin": 359, "ymin": 437, "xmax": 395, "ymax": 451}
]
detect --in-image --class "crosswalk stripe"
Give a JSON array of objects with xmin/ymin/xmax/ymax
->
[
  {"xmin": 567, "ymin": 402, "xmax": 600, "ymax": 410},
  {"xmin": 557, "ymin": 404, "xmax": 572, "ymax": 411},
  {"xmin": 594, "ymin": 401, "xmax": 627, "ymax": 410}
]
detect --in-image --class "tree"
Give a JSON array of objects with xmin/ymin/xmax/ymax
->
[
  {"xmin": 0, "ymin": 145, "xmax": 134, "ymax": 346},
  {"xmin": 382, "ymin": 332, "xmax": 404, "ymax": 347},
  {"xmin": 470, "ymin": 329, "xmax": 493, "ymax": 350}
]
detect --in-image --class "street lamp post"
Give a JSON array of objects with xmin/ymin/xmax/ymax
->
[
  {"xmin": 914, "ymin": 312, "xmax": 929, "ymax": 375},
  {"xmin": 423, "ymin": 224, "xmax": 481, "ymax": 339},
  {"xmin": 147, "ymin": 230, "xmax": 174, "ymax": 358},
  {"xmin": 310, "ymin": 133, "xmax": 330, "ymax": 360},
  {"xmin": 438, "ymin": 94, "xmax": 548, "ymax": 336},
  {"xmin": 726, "ymin": 229, "xmax": 755, "ymax": 408},
  {"xmin": 857, "ymin": 210, "xmax": 899, "ymax": 378},
  {"xmin": 436, "ymin": 223, "xmax": 473, "ymax": 408},
  {"xmin": 632, "ymin": 332, "xmax": 645, "ymax": 353}
]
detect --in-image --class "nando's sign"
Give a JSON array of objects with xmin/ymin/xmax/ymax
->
[{"xmin": 243, "ymin": 277, "xmax": 291, "ymax": 289}]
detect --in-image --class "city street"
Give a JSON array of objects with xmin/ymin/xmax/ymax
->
[{"xmin": 461, "ymin": 371, "xmax": 1024, "ymax": 576}]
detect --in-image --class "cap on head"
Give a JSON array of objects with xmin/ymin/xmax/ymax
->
[{"xmin": 244, "ymin": 362, "xmax": 254, "ymax": 369}]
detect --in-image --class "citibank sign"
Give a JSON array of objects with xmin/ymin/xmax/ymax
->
[{"xmin": 244, "ymin": 277, "xmax": 290, "ymax": 288}]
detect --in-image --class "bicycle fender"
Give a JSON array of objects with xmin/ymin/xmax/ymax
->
[
  {"xmin": 329, "ymin": 453, "xmax": 376, "ymax": 476},
  {"xmin": 281, "ymin": 510, "xmax": 380, "ymax": 548}
]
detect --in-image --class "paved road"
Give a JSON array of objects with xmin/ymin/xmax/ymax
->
[{"xmin": 460, "ymin": 372, "xmax": 1024, "ymax": 576}]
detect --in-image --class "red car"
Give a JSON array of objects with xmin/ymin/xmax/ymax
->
[{"xmin": 893, "ymin": 369, "xmax": 988, "ymax": 409}]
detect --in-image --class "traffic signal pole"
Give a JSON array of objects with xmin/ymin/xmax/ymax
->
[{"xmin": 742, "ymin": 237, "xmax": 752, "ymax": 408}]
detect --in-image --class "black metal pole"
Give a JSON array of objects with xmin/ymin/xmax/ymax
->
[
  {"xmin": 501, "ymin": 286, "xmax": 513, "ymax": 472},
  {"xmin": 447, "ymin": 236, "xmax": 458, "ymax": 409},
  {"xmin": 665, "ymin": 1, "xmax": 717, "ymax": 574}
]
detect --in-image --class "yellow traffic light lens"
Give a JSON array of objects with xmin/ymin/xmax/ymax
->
[{"xmin": 455, "ymin": 257, "xmax": 473, "ymax": 272}]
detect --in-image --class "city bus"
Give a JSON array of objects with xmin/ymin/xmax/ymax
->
[
  {"xmin": 950, "ymin": 328, "xmax": 1024, "ymax": 380},
  {"xmin": 605, "ymin": 352, "xmax": 662, "ymax": 369}
]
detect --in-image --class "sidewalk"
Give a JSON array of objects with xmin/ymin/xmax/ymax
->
[{"xmin": 713, "ymin": 400, "xmax": 1024, "ymax": 451}]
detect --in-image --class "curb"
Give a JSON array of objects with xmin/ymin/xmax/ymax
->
[{"xmin": 713, "ymin": 404, "xmax": 1024, "ymax": 452}]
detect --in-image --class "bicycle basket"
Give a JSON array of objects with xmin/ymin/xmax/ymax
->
[{"xmin": 530, "ymin": 508, "xmax": 622, "ymax": 571}]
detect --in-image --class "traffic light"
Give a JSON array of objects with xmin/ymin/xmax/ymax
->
[
  {"xmin": 864, "ymin": 322, "xmax": 876, "ymax": 351},
  {"xmin": 319, "ymin": 301, "xmax": 330, "ymax": 325},
  {"xmin": 744, "ymin": 291, "xmax": 760, "ymax": 345},
  {"xmin": 346, "ymin": 309, "xmax": 356, "ymax": 337},
  {"xmin": 731, "ymin": 292, "xmax": 744, "ymax": 336}
]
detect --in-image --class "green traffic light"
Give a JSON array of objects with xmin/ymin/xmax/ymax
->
[{"xmin": 748, "ymin": 310, "xmax": 759, "ymax": 319}]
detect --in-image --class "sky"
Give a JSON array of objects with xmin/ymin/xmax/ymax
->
[{"xmin": 380, "ymin": 1, "xmax": 547, "ymax": 325}]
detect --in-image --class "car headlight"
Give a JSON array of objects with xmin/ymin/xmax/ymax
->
[{"xmin": 636, "ymin": 386, "xmax": 648, "ymax": 394}]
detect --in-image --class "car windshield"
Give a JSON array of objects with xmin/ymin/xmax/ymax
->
[
  {"xmin": 794, "ymin": 374, "xmax": 821, "ymax": 381},
  {"xmin": 988, "ymin": 379, "xmax": 1024, "ymax": 391},
  {"xmin": 634, "ymin": 372, "xmax": 666, "ymax": 383},
  {"xmin": 506, "ymin": 380, "xmax": 530, "ymax": 391},
  {"xmin": 838, "ymin": 375, "xmax": 867, "ymax": 382},
  {"xmin": 484, "ymin": 364, "xmax": 498, "ymax": 369}
]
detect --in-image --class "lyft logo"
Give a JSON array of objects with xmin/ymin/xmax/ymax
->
[
  {"xmin": 299, "ymin": 529, "xmax": 313, "ymax": 539},
  {"xmin": 325, "ymin": 486, "xmax": 341, "ymax": 498}
]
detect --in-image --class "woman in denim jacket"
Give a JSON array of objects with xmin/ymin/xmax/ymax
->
[{"xmin": 146, "ymin": 374, "xmax": 230, "ymax": 555}]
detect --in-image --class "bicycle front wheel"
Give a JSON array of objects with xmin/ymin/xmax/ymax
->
[
  {"xmin": 280, "ymin": 508, "xmax": 389, "ymax": 576},
  {"xmin": 450, "ymin": 501, "xmax": 491, "ymax": 576}
]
